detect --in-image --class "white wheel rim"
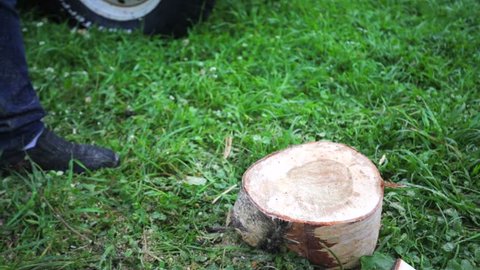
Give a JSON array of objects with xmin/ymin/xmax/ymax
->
[{"xmin": 79, "ymin": 0, "xmax": 162, "ymax": 21}]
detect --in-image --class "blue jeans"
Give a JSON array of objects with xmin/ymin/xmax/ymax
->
[{"xmin": 0, "ymin": 0, "xmax": 45, "ymax": 152}]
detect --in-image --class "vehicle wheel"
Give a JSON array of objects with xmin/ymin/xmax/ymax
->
[{"xmin": 54, "ymin": 0, "xmax": 215, "ymax": 36}]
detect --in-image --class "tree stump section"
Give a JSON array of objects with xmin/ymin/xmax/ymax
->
[{"xmin": 230, "ymin": 141, "xmax": 384, "ymax": 269}]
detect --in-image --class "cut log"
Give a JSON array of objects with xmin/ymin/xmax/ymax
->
[{"xmin": 230, "ymin": 141, "xmax": 384, "ymax": 269}]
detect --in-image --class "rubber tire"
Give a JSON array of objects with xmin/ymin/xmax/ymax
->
[{"xmin": 53, "ymin": 0, "xmax": 215, "ymax": 36}]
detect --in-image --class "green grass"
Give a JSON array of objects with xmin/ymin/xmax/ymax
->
[{"xmin": 1, "ymin": 0, "xmax": 479, "ymax": 269}]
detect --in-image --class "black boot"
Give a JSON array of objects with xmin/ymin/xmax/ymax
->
[{"xmin": 1, "ymin": 129, "xmax": 120, "ymax": 173}]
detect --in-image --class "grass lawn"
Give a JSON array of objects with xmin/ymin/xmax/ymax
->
[{"xmin": 1, "ymin": 0, "xmax": 479, "ymax": 269}]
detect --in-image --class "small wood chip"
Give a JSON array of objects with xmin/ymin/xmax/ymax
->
[
  {"xmin": 383, "ymin": 180, "xmax": 404, "ymax": 188},
  {"xmin": 393, "ymin": 258, "xmax": 416, "ymax": 270},
  {"xmin": 379, "ymin": 154, "xmax": 387, "ymax": 166},
  {"xmin": 223, "ymin": 136, "xmax": 233, "ymax": 159}
]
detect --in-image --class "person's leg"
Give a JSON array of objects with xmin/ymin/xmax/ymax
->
[
  {"xmin": 0, "ymin": 0, "xmax": 120, "ymax": 172},
  {"xmin": 0, "ymin": 0, "xmax": 45, "ymax": 151}
]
